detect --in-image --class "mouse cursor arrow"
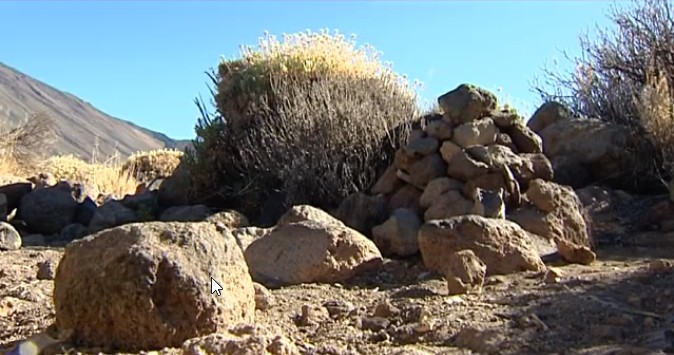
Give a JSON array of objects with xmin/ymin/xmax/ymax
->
[{"xmin": 211, "ymin": 277, "xmax": 222, "ymax": 296}]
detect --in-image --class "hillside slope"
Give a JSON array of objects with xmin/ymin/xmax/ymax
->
[{"xmin": 0, "ymin": 62, "xmax": 190, "ymax": 160}]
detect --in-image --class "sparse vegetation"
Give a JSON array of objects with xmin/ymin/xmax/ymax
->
[
  {"xmin": 186, "ymin": 29, "xmax": 422, "ymax": 219},
  {"xmin": 534, "ymin": 0, "xmax": 674, "ymax": 189}
]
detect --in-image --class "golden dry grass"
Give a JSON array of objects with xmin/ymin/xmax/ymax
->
[
  {"xmin": 36, "ymin": 154, "xmax": 138, "ymax": 197},
  {"xmin": 635, "ymin": 68, "xmax": 674, "ymax": 198},
  {"xmin": 220, "ymin": 29, "xmax": 421, "ymax": 106},
  {"xmin": 121, "ymin": 148, "xmax": 183, "ymax": 183}
]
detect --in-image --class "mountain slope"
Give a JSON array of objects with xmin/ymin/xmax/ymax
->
[{"xmin": 0, "ymin": 62, "xmax": 190, "ymax": 160}]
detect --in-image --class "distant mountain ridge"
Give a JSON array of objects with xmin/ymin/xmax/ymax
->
[{"xmin": 0, "ymin": 62, "xmax": 191, "ymax": 160}]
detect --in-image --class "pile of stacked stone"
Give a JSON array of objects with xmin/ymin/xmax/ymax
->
[{"xmin": 346, "ymin": 84, "xmax": 570, "ymax": 258}]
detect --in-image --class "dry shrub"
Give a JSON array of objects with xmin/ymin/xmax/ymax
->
[
  {"xmin": 534, "ymin": 0, "xmax": 674, "ymax": 190},
  {"xmin": 37, "ymin": 154, "xmax": 138, "ymax": 198},
  {"xmin": 635, "ymin": 70, "xmax": 674, "ymax": 196},
  {"xmin": 0, "ymin": 112, "xmax": 55, "ymax": 176},
  {"xmin": 121, "ymin": 148, "xmax": 183, "ymax": 185},
  {"xmin": 186, "ymin": 29, "xmax": 421, "ymax": 219}
]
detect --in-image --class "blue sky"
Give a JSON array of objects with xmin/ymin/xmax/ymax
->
[{"xmin": 1, "ymin": 1, "xmax": 617, "ymax": 140}]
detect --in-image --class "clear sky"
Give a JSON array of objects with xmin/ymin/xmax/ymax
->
[{"xmin": 1, "ymin": 1, "xmax": 617, "ymax": 140}]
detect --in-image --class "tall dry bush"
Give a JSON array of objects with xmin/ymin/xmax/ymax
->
[
  {"xmin": 185, "ymin": 29, "xmax": 421, "ymax": 220},
  {"xmin": 0, "ymin": 112, "xmax": 54, "ymax": 175},
  {"xmin": 534, "ymin": 0, "xmax": 674, "ymax": 190}
]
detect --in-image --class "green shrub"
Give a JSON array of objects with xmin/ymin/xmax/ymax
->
[{"xmin": 185, "ymin": 29, "xmax": 421, "ymax": 220}]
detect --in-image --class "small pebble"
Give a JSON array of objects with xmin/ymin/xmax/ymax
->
[{"xmin": 36, "ymin": 260, "xmax": 56, "ymax": 280}]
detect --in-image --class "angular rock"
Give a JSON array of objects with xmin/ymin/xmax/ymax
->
[
  {"xmin": 509, "ymin": 123, "xmax": 543, "ymax": 154},
  {"xmin": 160, "ymin": 204, "xmax": 212, "ymax": 222},
  {"xmin": 74, "ymin": 196, "xmax": 97, "ymax": 226},
  {"xmin": 527, "ymin": 101, "xmax": 572, "ymax": 134},
  {"xmin": 245, "ymin": 220, "xmax": 383, "ymax": 287},
  {"xmin": 437, "ymin": 84, "xmax": 498, "ymax": 124},
  {"xmin": 389, "ymin": 184, "xmax": 423, "ymax": 215},
  {"xmin": 495, "ymin": 133, "xmax": 518, "ymax": 153},
  {"xmin": 60, "ymin": 223, "xmax": 89, "ymax": 242},
  {"xmin": 557, "ymin": 239, "xmax": 596, "ymax": 265},
  {"xmin": 425, "ymin": 120, "xmax": 453, "ymax": 140},
  {"xmin": 490, "ymin": 108, "xmax": 522, "ymax": 129},
  {"xmin": 54, "ymin": 222, "xmax": 255, "ymax": 351},
  {"xmin": 452, "ymin": 118, "xmax": 498, "ymax": 148},
  {"xmin": 518, "ymin": 153, "xmax": 554, "ymax": 185},
  {"xmin": 182, "ymin": 330, "xmax": 299, "ymax": 355},
  {"xmin": 0, "ymin": 221, "xmax": 21, "ymax": 250},
  {"xmin": 394, "ymin": 149, "xmax": 419, "ymax": 172},
  {"xmin": 88, "ymin": 201, "xmax": 138, "ymax": 233},
  {"xmin": 445, "ymin": 250, "xmax": 487, "ymax": 295},
  {"xmin": 510, "ymin": 179, "xmax": 592, "ymax": 248},
  {"xmin": 18, "ymin": 184, "xmax": 78, "ymax": 235},
  {"xmin": 157, "ymin": 161, "xmax": 192, "ymax": 207},
  {"xmin": 538, "ymin": 117, "xmax": 636, "ymax": 189},
  {"xmin": 471, "ymin": 188, "xmax": 506, "ymax": 219},
  {"xmin": 527, "ymin": 179, "xmax": 560, "ymax": 213},
  {"xmin": 455, "ymin": 326, "xmax": 505, "ymax": 354},
  {"xmin": 37, "ymin": 259, "xmax": 57, "ymax": 280},
  {"xmin": 407, "ymin": 128, "xmax": 426, "ymax": 145},
  {"xmin": 120, "ymin": 192, "xmax": 159, "ymax": 221},
  {"xmin": 334, "ymin": 193, "xmax": 390, "ymax": 236},
  {"xmin": 418, "ymin": 215, "xmax": 547, "ymax": 275},
  {"xmin": 507, "ymin": 206, "xmax": 549, "ymax": 238},
  {"xmin": 253, "ymin": 283, "xmax": 274, "ymax": 311},
  {"xmin": 231, "ymin": 227, "xmax": 270, "ymax": 252},
  {"xmin": 408, "ymin": 153, "xmax": 447, "ymax": 189},
  {"xmin": 0, "ymin": 182, "xmax": 32, "ymax": 216},
  {"xmin": 372, "ymin": 208, "xmax": 421, "ymax": 257},
  {"xmin": 424, "ymin": 190, "xmax": 474, "ymax": 222},
  {"xmin": 205, "ymin": 210, "xmax": 249, "ymax": 229},
  {"xmin": 447, "ymin": 150, "xmax": 490, "ymax": 182},
  {"xmin": 420, "ymin": 177, "xmax": 463, "ymax": 209},
  {"xmin": 278, "ymin": 205, "xmax": 342, "ymax": 228},
  {"xmin": 439, "ymin": 140, "xmax": 461, "ymax": 164},
  {"xmin": 404, "ymin": 137, "xmax": 439, "ymax": 156},
  {"xmin": 371, "ymin": 164, "xmax": 404, "ymax": 196},
  {"xmin": 27, "ymin": 172, "xmax": 55, "ymax": 189},
  {"xmin": 0, "ymin": 193, "xmax": 6, "ymax": 221}
]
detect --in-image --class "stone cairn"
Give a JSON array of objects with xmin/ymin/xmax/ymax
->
[{"xmin": 338, "ymin": 83, "xmax": 565, "ymax": 258}]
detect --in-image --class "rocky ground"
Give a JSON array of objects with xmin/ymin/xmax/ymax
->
[
  {"xmin": 2, "ymin": 244, "xmax": 674, "ymax": 354},
  {"xmin": 2, "ymin": 84, "xmax": 673, "ymax": 354}
]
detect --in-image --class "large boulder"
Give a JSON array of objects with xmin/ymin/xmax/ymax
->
[
  {"xmin": 17, "ymin": 184, "xmax": 78, "ymax": 235},
  {"xmin": 508, "ymin": 179, "xmax": 592, "ymax": 248},
  {"xmin": 53, "ymin": 222, "xmax": 255, "ymax": 351},
  {"xmin": 418, "ymin": 215, "xmax": 548, "ymax": 275},
  {"xmin": 245, "ymin": 206, "xmax": 383, "ymax": 287},
  {"xmin": 538, "ymin": 117, "xmax": 637, "ymax": 189}
]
